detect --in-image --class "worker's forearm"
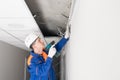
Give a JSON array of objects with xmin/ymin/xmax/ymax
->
[{"xmin": 55, "ymin": 37, "xmax": 69, "ymax": 52}]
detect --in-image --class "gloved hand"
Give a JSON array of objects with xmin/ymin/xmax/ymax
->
[
  {"xmin": 48, "ymin": 45, "xmax": 56, "ymax": 58},
  {"xmin": 64, "ymin": 24, "xmax": 71, "ymax": 39}
]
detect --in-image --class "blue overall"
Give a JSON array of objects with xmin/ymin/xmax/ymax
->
[{"xmin": 28, "ymin": 37, "xmax": 69, "ymax": 80}]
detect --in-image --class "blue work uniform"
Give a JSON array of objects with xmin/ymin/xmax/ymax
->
[{"xmin": 27, "ymin": 37, "xmax": 69, "ymax": 80}]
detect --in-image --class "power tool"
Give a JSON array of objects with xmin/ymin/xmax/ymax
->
[{"xmin": 44, "ymin": 41, "xmax": 55, "ymax": 54}]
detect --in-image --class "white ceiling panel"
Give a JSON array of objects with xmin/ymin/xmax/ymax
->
[
  {"xmin": 0, "ymin": 0, "xmax": 31, "ymax": 17},
  {"xmin": 0, "ymin": 0, "xmax": 45, "ymax": 51}
]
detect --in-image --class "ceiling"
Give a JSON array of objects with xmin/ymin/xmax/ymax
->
[
  {"xmin": 0, "ymin": 0, "xmax": 72, "ymax": 51},
  {"xmin": 25, "ymin": 0, "xmax": 72, "ymax": 36}
]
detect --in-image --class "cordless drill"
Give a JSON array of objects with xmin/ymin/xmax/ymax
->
[{"xmin": 44, "ymin": 41, "xmax": 55, "ymax": 54}]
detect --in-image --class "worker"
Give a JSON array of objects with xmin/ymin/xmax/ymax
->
[{"xmin": 24, "ymin": 26, "xmax": 70, "ymax": 80}]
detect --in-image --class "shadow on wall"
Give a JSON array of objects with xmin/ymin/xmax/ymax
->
[{"xmin": 0, "ymin": 41, "xmax": 28, "ymax": 80}]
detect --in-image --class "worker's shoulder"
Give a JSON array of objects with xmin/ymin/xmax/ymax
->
[{"xmin": 27, "ymin": 55, "xmax": 33, "ymax": 66}]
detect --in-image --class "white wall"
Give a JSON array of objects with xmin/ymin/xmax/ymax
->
[
  {"xmin": 66, "ymin": 0, "xmax": 120, "ymax": 80},
  {"xmin": 0, "ymin": 41, "xmax": 28, "ymax": 80}
]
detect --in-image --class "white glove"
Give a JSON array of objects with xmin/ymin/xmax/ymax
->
[
  {"xmin": 64, "ymin": 24, "xmax": 71, "ymax": 39},
  {"xmin": 48, "ymin": 45, "xmax": 56, "ymax": 58}
]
